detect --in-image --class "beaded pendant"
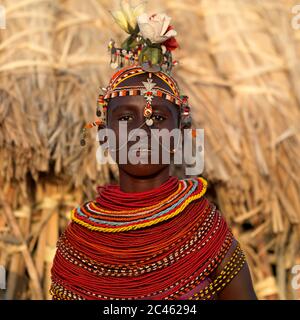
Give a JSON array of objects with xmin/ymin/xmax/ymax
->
[{"xmin": 141, "ymin": 73, "xmax": 157, "ymax": 126}]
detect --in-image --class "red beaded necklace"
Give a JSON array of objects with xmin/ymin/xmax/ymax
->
[
  {"xmin": 95, "ymin": 176, "xmax": 180, "ymax": 210},
  {"xmin": 51, "ymin": 176, "xmax": 233, "ymax": 300}
]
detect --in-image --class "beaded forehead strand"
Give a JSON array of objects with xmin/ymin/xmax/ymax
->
[{"xmin": 141, "ymin": 72, "xmax": 156, "ymax": 126}]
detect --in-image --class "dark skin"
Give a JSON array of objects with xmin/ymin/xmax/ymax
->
[
  {"xmin": 100, "ymin": 73, "xmax": 258, "ymax": 300},
  {"xmin": 105, "ymin": 74, "xmax": 180, "ymax": 193}
]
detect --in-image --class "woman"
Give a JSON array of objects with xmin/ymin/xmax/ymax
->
[{"xmin": 50, "ymin": 7, "xmax": 257, "ymax": 300}]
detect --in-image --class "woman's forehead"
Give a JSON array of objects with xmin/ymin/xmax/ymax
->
[{"xmin": 108, "ymin": 95, "xmax": 177, "ymax": 114}]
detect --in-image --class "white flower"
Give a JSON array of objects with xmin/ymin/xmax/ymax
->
[
  {"xmin": 137, "ymin": 13, "xmax": 177, "ymax": 44},
  {"xmin": 110, "ymin": 0, "xmax": 146, "ymax": 34}
]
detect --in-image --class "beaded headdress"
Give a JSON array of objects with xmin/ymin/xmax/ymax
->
[{"xmin": 81, "ymin": 1, "xmax": 192, "ymax": 146}]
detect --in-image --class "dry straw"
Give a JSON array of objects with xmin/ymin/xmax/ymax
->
[{"xmin": 0, "ymin": 0, "xmax": 299, "ymax": 299}]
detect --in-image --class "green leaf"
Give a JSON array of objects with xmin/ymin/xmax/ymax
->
[{"xmin": 138, "ymin": 46, "xmax": 163, "ymax": 66}]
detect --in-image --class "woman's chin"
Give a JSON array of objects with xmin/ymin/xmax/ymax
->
[{"xmin": 118, "ymin": 163, "xmax": 169, "ymax": 178}]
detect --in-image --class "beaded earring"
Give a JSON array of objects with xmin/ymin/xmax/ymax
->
[
  {"xmin": 179, "ymin": 95, "xmax": 196, "ymax": 138},
  {"xmin": 80, "ymin": 120, "xmax": 104, "ymax": 146},
  {"xmin": 97, "ymin": 93, "xmax": 108, "ymax": 122},
  {"xmin": 180, "ymin": 95, "xmax": 192, "ymax": 128},
  {"xmin": 80, "ymin": 92, "xmax": 107, "ymax": 146}
]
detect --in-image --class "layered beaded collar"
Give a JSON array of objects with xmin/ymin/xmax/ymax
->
[{"xmin": 71, "ymin": 177, "xmax": 207, "ymax": 232}]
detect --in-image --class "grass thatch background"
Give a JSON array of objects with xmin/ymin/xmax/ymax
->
[{"xmin": 0, "ymin": 0, "xmax": 299, "ymax": 300}]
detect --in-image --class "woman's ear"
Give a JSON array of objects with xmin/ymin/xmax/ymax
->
[
  {"xmin": 97, "ymin": 125, "xmax": 108, "ymax": 147},
  {"xmin": 180, "ymin": 115, "xmax": 192, "ymax": 130},
  {"xmin": 179, "ymin": 100, "xmax": 191, "ymax": 131}
]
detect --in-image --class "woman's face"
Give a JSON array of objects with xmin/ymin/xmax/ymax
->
[{"xmin": 104, "ymin": 73, "xmax": 180, "ymax": 178}]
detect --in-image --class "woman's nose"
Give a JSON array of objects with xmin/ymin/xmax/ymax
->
[{"xmin": 136, "ymin": 111, "xmax": 152, "ymax": 132}]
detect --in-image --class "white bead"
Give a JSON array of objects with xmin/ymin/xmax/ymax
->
[{"xmin": 146, "ymin": 118, "xmax": 153, "ymax": 126}]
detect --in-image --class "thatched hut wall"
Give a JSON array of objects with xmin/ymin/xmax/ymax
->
[{"xmin": 0, "ymin": 0, "xmax": 299, "ymax": 299}]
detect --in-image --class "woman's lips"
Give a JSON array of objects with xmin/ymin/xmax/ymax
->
[
  {"xmin": 129, "ymin": 148, "xmax": 152, "ymax": 157},
  {"xmin": 131, "ymin": 148, "xmax": 151, "ymax": 152}
]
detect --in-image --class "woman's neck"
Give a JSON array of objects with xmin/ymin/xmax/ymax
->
[{"xmin": 118, "ymin": 167, "xmax": 170, "ymax": 193}]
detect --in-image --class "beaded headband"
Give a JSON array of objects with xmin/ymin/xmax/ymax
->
[
  {"xmin": 108, "ymin": 66, "xmax": 180, "ymax": 94},
  {"xmin": 80, "ymin": 2, "xmax": 192, "ymax": 146}
]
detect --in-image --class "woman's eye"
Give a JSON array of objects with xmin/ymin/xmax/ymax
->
[
  {"xmin": 119, "ymin": 115, "xmax": 133, "ymax": 121},
  {"xmin": 152, "ymin": 114, "xmax": 165, "ymax": 122}
]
